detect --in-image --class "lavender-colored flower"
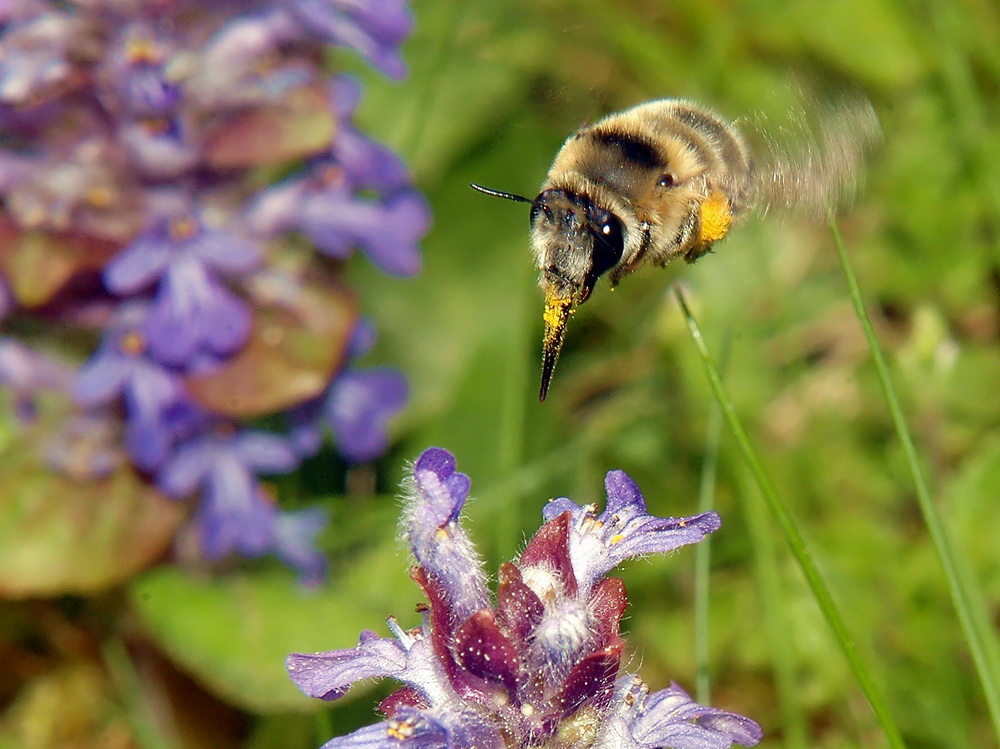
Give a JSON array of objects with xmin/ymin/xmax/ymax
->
[
  {"xmin": 287, "ymin": 448, "xmax": 762, "ymax": 749},
  {"xmin": 2, "ymin": 0, "xmax": 423, "ymax": 579},
  {"xmin": 282, "ymin": 0, "xmax": 414, "ymax": 79},
  {"xmin": 301, "ymin": 184, "xmax": 428, "ymax": 276},
  {"xmin": 0, "ymin": 10, "xmax": 83, "ymax": 107},
  {"xmin": 73, "ymin": 304, "xmax": 186, "ymax": 471},
  {"xmin": 274, "ymin": 507, "xmax": 329, "ymax": 586},
  {"xmin": 287, "ymin": 318, "xmax": 407, "ymax": 462},
  {"xmin": 99, "ymin": 26, "xmax": 182, "ymax": 118},
  {"xmin": 104, "ymin": 209, "xmax": 261, "ymax": 367},
  {"xmin": 157, "ymin": 424, "xmax": 300, "ymax": 559},
  {"xmin": 246, "ymin": 75, "xmax": 429, "ymax": 276}
]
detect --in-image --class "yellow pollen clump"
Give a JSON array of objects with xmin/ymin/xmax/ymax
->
[
  {"xmin": 126, "ymin": 38, "xmax": 160, "ymax": 64},
  {"xmin": 119, "ymin": 331, "xmax": 146, "ymax": 356},
  {"xmin": 697, "ymin": 189, "xmax": 733, "ymax": 245},
  {"xmin": 86, "ymin": 185, "xmax": 114, "ymax": 208},
  {"xmin": 609, "ymin": 533, "xmax": 625, "ymax": 545},
  {"xmin": 542, "ymin": 296, "xmax": 572, "ymax": 341},
  {"xmin": 386, "ymin": 719, "xmax": 416, "ymax": 740},
  {"xmin": 169, "ymin": 216, "xmax": 198, "ymax": 240}
]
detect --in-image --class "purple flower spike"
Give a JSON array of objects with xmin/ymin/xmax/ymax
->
[
  {"xmin": 2, "ymin": 0, "xmax": 426, "ymax": 579},
  {"xmin": 542, "ymin": 469, "xmax": 721, "ymax": 595},
  {"xmin": 288, "ymin": 449, "xmax": 761, "ymax": 749}
]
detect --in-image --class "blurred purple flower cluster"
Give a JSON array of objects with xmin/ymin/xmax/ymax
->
[
  {"xmin": 0, "ymin": 0, "xmax": 429, "ymax": 583},
  {"xmin": 288, "ymin": 448, "xmax": 763, "ymax": 748}
]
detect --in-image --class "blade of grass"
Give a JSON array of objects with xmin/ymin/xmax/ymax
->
[
  {"xmin": 102, "ymin": 637, "xmax": 177, "ymax": 749},
  {"xmin": 737, "ymin": 464, "xmax": 808, "ymax": 749},
  {"xmin": 494, "ymin": 259, "xmax": 533, "ymax": 556},
  {"xmin": 829, "ymin": 212, "xmax": 1000, "ymax": 740},
  {"xmin": 673, "ymin": 285, "xmax": 906, "ymax": 749},
  {"xmin": 693, "ymin": 330, "xmax": 729, "ymax": 706}
]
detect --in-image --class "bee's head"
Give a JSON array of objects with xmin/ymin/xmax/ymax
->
[
  {"xmin": 529, "ymin": 188, "xmax": 625, "ymax": 401},
  {"xmin": 468, "ymin": 182, "xmax": 625, "ymax": 402}
]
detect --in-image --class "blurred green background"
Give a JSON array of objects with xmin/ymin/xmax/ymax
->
[{"xmin": 4, "ymin": 0, "xmax": 999, "ymax": 747}]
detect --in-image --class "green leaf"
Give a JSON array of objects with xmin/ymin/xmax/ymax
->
[
  {"xmin": 185, "ymin": 266, "xmax": 356, "ymax": 418},
  {"xmin": 129, "ymin": 498, "xmax": 411, "ymax": 713},
  {"xmin": 0, "ymin": 394, "xmax": 183, "ymax": 598},
  {"xmin": 204, "ymin": 85, "xmax": 337, "ymax": 169},
  {"xmin": 0, "ymin": 218, "xmax": 121, "ymax": 309}
]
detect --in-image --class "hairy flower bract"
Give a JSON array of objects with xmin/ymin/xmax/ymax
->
[{"xmin": 287, "ymin": 447, "xmax": 763, "ymax": 748}]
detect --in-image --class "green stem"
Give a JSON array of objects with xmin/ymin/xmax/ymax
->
[
  {"xmin": 674, "ymin": 285, "xmax": 906, "ymax": 748},
  {"xmin": 829, "ymin": 212, "xmax": 1000, "ymax": 741},
  {"xmin": 693, "ymin": 331, "xmax": 729, "ymax": 706}
]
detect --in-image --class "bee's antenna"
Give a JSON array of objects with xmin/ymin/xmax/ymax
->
[{"xmin": 470, "ymin": 183, "xmax": 533, "ymax": 204}]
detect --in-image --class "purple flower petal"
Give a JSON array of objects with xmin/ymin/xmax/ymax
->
[
  {"xmin": 157, "ymin": 440, "xmax": 212, "ymax": 498},
  {"xmin": 629, "ymin": 683, "xmax": 763, "ymax": 748},
  {"xmin": 199, "ymin": 472, "xmax": 277, "ymax": 559},
  {"xmin": 327, "ymin": 368, "xmax": 407, "ymax": 463},
  {"xmin": 233, "ymin": 430, "xmax": 300, "ymax": 473},
  {"xmin": 121, "ymin": 358, "xmax": 182, "ymax": 419},
  {"xmin": 104, "ymin": 234, "xmax": 172, "ymax": 294},
  {"xmin": 330, "ymin": 73, "xmax": 361, "ymax": 116},
  {"xmin": 286, "ymin": 403, "xmax": 324, "ymax": 457},
  {"xmin": 243, "ymin": 176, "xmax": 311, "ymax": 237},
  {"xmin": 143, "ymin": 261, "xmax": 252, "ymax": 366},
  {"xmin": 285, "ymin": 0, "xmax": 412, "ymax": 79},
  {"xmin": 412, "ymin": 447, "xmax": 471, "ymax": 526},
  {"xmin": 302, "ymin": 188, "xmax": 428, "ymax": 276},
  {"xmin": 188, "ymin": 228, "xmax": 262, "ymax": 275},
  {"xmin": 120, "ymin": 120, "xmax": 200, "ymax": 179},
  {"xmin": 332, "ymin": 121, "xmax": 411, "ymax": 191},
  {"xmin": 320, "ymin": 708, "xmax": 506, "ymax": 749},
  {"xmin": 274, "ymin": 508, "xmax": 328, "ymax": 586},
  {"xmin": 405, "ymin": 448, "xmax": 488, "ymax": 623},
  {"xmin": 288, "ymin": 630, "xmax": 413, "ymax": 701},
  {"xmin": 542, "ymin": 469, "xmax": 721, "ymax": 593},
  {"xmin": 346, "ymin": 317, "xmax": 378, "ymax": 358},
  {"xmin": 124, "ymin": 414, "xmax": 172, "ymax": 472}
]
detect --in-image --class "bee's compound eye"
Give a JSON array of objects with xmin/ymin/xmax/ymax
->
[
  {"xmin": 590, "ymin": 216, "xmax": 624, "ymax": 277},
  {"xmin": 658, "ymin": 173, "xmax": 677, "ymax": 188}
]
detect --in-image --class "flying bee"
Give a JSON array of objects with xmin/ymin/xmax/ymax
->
[{"xmin": 472, "ymin": 94, "xmax": 880, "ymax": 401}]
